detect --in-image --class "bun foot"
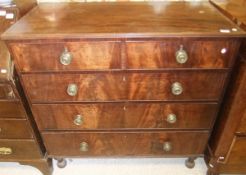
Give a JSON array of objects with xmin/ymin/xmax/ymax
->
[
  {"xmin": 56, "ymin": 158, "xmax": 67, "ymax": 168},
  {"xmin": 185, "ymin": 157, "xmax": 196, "ymax": 169}
]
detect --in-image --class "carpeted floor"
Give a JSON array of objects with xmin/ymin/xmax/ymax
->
[{"xmin": 0, "ymin": 158, "xmax": 208, "ymax": 175}]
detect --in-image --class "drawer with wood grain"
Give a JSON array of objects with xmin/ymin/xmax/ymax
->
[
  {"xmin": 0, "ymin": 101, "xmax": 26, "ymax": 119},
  {"xmin": 9, "ymin": 41, "xmax": 121, "ymax": 72},
  {"xmin": 42, "ymin": 131, "xmax": 209, "ymax": 157},
  {"xmin": 0, "ymin": 139, "xmax": 42, "ymax": 160},
  {"xmin": 0, "ymin": 119, "xmax": 32, "ymax": 139},
  {"xmin": 0, "ymin": 84, "xmax": 15, "ymax": 99},
  {"xmin": 126, "ymin": 39, "xmax": 240, "ymax": 69},
  {"xmin": 32, "ymin": 103, "xmax": 217, "ymax": 130},
  {"xmin": 22, "ymin": 71, "xmax": 227, "ymax": 102}
]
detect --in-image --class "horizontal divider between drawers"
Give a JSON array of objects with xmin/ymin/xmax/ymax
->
[{"xmin": 41, "ymin": 129, "xmax": 210, "ymax": 134}]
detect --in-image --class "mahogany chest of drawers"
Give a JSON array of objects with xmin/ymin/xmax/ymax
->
[
  {"xmin": 206, "ymin": 0, "xmax": 246, "ymax": 174},
  {"xmin": 0, "ymin": 1, "xmax": 52, "ymax": 175},
  {"xmin": 2, "ymin": 1, "xmax": 245, "ymax": 170}
]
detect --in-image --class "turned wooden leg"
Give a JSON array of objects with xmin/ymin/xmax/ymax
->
[
  {"xmin": 19, "ymin": 159, "xmax": 53, "ymax": 175},
  {"xmin": 185, "ymin": 157, "xmax": 197, "ymax": 169},
  {"xmin": 56, "ymin": 158, "xmax": 67, "ymax": 168}
]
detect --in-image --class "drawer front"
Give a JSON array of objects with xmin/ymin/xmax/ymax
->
[
  {"xmin": 43, "ymin": 131, "xmax": 209, "ymax": 157},
  {"xmin": 22, "ymin": 73, "xmax": 126, "ymax": 102},
  {"xmin": 32, "ymin": 103, "xmax": 217, "ymax": 130},
  {"xmin": 10, "ymin": 41, "xmax": 121, "ymax": 72},
  {"xmin": 0, "ymin": 84, "xmax": 15, "ymax": 99},
  {"xmin": 0, "ymin": 119, "xmax": 32, "ymax": 139},
  {"xmin": 227, "ymin": 136, "xmax": 246, "ymax": 165},
  {"xmin": 0, "ymin": 140, "xmax": 42, "ymax": 160},
  {"xmin": 22, "ymin": 71, "xmax": 227, "ymax": 102},
  {"xmin": 0, "ymin": 101, "xmax": 26, "ymax": 119},
  {"xmin": 126, "ymin": 39, "xmax": 239, "ymax": 69}
]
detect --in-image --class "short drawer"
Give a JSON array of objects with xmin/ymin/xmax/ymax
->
[
  {"xmin": 0, "ymin": 119, "xmax": 32, "ymax": 139},
  {"xmin": 126, "ymin": 39, "xmax": 240, "ymax": 69},
  {"xmin": 22, "ymin": 71, "xmax": 227, "ymax": 102},
  {"xmin": 226, "ymin": 136, "xmax": 246, "ymax": 165},
  {"xmin": 0, "ymin": 84, "xmax": 15, "ymax": 99},
  {"xmin": 42, "ymin": 131, "xmax": 209, "ymax": 157},
  {"xmin": 32, "ymin": 103, "xmax": 217, "ymax": 130},
  {"xmin": 0, "ymin": 101, "xmax": 26, "ymax": 119},
  {"xmin": 10, "ymin": 41, "xmax": 121, "ymax": 72},
  {"xmin": 0, "ymin": 139, "xmax": 42, "ymax": 160}
]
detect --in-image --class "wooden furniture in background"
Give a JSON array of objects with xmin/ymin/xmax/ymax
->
[
  {"xmin": 0, "ymin": 1, "xmax": 52, "ymax": 175},
  {"xmin": 205, "ymin": 0, "xmax": 246, "ymax": 174},
  {"xmin": 2, "ymin": 1, "xmax": 245, "ymax": 170}
]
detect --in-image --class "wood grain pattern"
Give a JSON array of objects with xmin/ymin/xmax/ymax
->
[
  {"xmin": 126, "ymin": 39, "xmax": 240, "ymax": 69},
  {"xmin": 127, "ymin": 72, "xmax": 227, "ymax": 101},
  {"xmin": 10, "ymin": 41, "xmax": 121, "ymax": 72},
  {"xmin": 32, "ymin": 103, "xmax": 218, "ymax": 130},
  {"xmin": 22, "ymin": 71, "xmax": 227, "ymax": 102},
  {"xmin": 1, "ymin": 1, "xmax": 244, "ymax": 40},
  {"xmin": 0, "ymin": 101, "xmax": 26, "ymax": 118},
  {"xmin": 42, "ymin": 131, "xmax": 209, "ymax": 157},
  {"xmin": 0, "ymin": 139, "xmax": 42, "ymax": 160},
  {"xmin": 0, "ymin": 119, "xmax": 33, "ymax": 139}
]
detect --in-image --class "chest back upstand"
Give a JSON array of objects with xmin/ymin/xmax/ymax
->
[{"xmin": 2, "ymin": 1, "xmax": 246, "ymax": 169}]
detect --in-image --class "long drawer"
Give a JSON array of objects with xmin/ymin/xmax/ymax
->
[
  {"xmin": 22, "ymin": 71, "xmax": 227, "ymax": 102},
  {"xmin": 32, "ymin": 103, "xmax": 217, "ymax": 130},
  {"xmin": 0, "ymin": 139, "xmax": 42, "ymax": 160},
  {"xmin": 42, "ymin": 131, "xmax": 209, "ymax": 157},
  {"xmin": 0, "ymin": 119, "xmax": 32, "ymax": 139},
  {"xmin": 0, "ymin": 101, "xmax": 26, "ymax": 119},
  {"xmin": 9, "ymin": 39, "xmax": 240, "ymax": 72}
]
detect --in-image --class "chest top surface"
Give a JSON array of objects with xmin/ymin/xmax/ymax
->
[
  {"xmin": 1, "ymin": 1, "xmax": 246, "ymax": 40},
  {"xmin": 210, "ymin": 0, "xmax": 246, "ymax": 30}
]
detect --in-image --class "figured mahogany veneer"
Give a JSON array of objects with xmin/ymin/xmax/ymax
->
[
  {"xmin": 126, "ymin": 39, "xmax": 240, "ymax": 69},
  {"xmin": 9, "ymin": 39, "xmax": 240, "ymax": 72},
  {"xmin": 43, "ymin": 131, "xmax": 209, "ymax": 157},
  {"xmin": 10, "ymin": 41, "xmax": 121, "ymax": 72},
  {"xmin": 32, "ymin": 103, "xmax": 218, "ymax": 130},
  {"xmin": 2, "ymin": 1, "xmax": 245, "ymax": 170},
  {"xmin": 22, "ymin": 71, "xmax": 227, "ymax": 102}
]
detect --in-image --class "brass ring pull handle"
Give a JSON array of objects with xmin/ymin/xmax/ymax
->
[
  {"xmin": 80, "ymin": 142, "xmax": 89, "ymax": 152},
  {"xmin": 171, "ymin": 82, "xmax": 183, "ymax": 95},
  {"xmin": 60, "ymin": 47, "xmax": 73, "ymax": 66},
  {"xmin": 74, "ymin": 115, "xmax": 83, "ymax": 126},
  {"xmin": 67, "ymin": 84, "xmax": 78, "ymax": 96},
  {"xmin": 167, "ymin": 114, "xmax": 177, "ymax": 124},
  {"xmin": 176, "ymin": 45, "xmax": 188, "ymax": 64},
  {"xmin": 0, "ymin": 147, "xmax": 13, "ymax": 155},
  {"xmin": 163, "ymin": 142, "xmax": 172, "ymax": 152}
]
